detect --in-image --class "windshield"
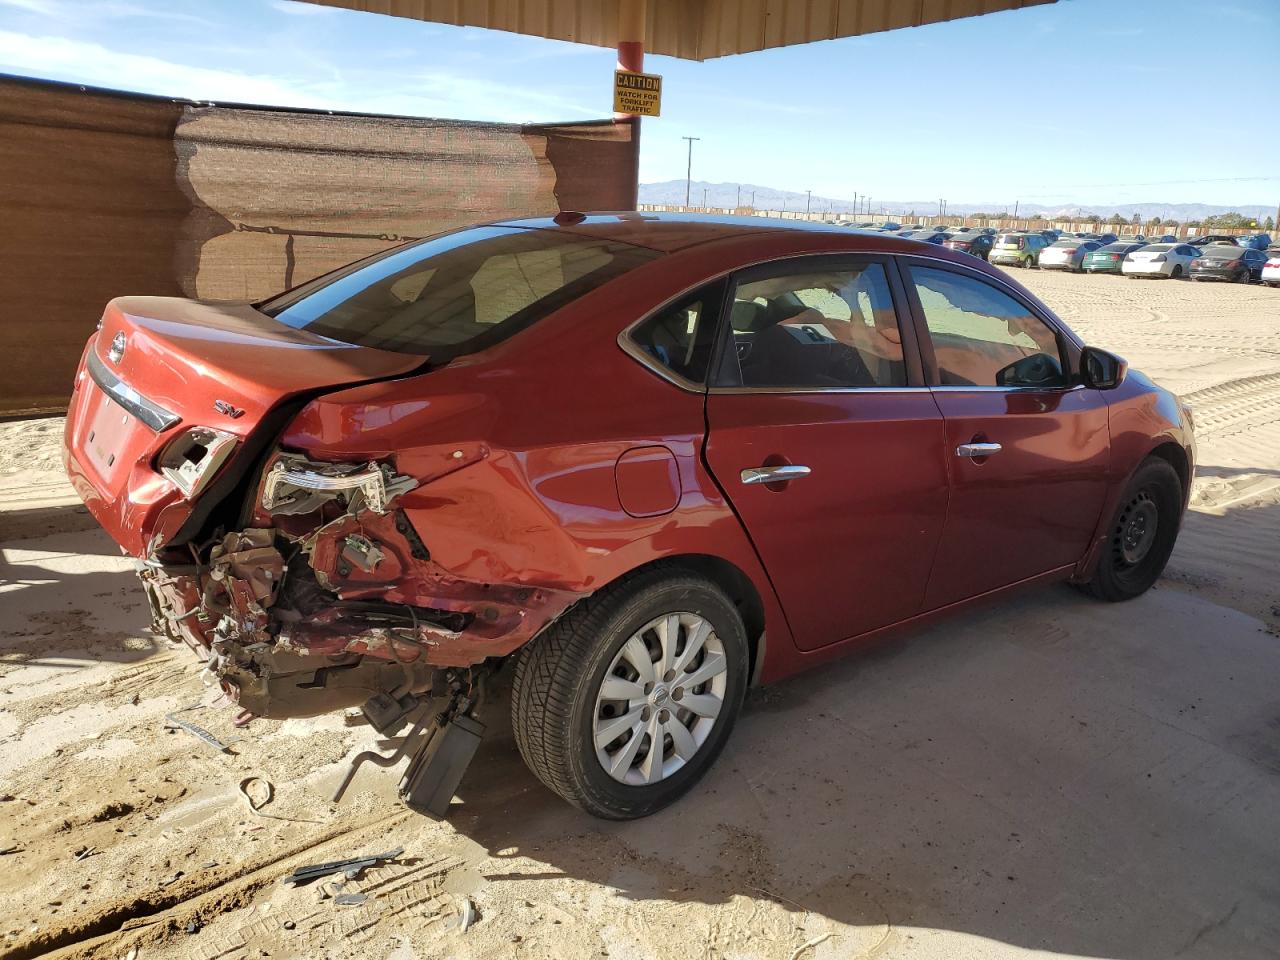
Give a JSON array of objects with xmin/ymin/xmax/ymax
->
[{"xmin": 262, "ymin": 226, "xmax": 659, "ymax": 357}]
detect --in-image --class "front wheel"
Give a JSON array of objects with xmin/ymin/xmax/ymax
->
[
  {"xmin": 1170, "ymin": 265, "xmax": 1183, "ymax": 279},
  {"xmin": 1079, "ymin": 457, "xmax": 1182, "ymax": 602},
  {"xmin": 511, "ymin": 567, "xmax": 749, "ymax": 819}
]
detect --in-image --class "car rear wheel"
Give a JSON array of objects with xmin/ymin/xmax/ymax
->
[
  {"xmin": 1171, "ymin": 265, "xmax": 1183, "ymax": 279},
  {"xmin": 1079, "ymin": 457, "xmax": 1182, "ymax": 602},
  {"xmin": 511, "ymin": 566, "xmax": 749, "ymax": 819}
]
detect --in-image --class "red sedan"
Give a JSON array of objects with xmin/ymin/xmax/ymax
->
[{"xmin": 64, "ymin": 214, "xmax": 1195, "ymax": 819}]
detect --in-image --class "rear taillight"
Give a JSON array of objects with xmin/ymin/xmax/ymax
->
[
  {"xmin": 1109, "ymin": 255, "xmax": 1120, "ymax": 260},
  {"xmin": 1267, "ymin": 258, "xmax": 1280, "ymax": 268},
  {"xmin": 157, "ymin": 427, "xmax": 239, "ymax": 498},
  {"xmin": 1226, "ymin": 259, "xmax": 1242, "ymax": 268},
  {"xmin": 1062, "ymin": 248, "xmax": 1078, "ymax": 254},
  {"xmin": 1150, "ymin": 254, "xmax": 1166, "ymax": 263},
  {"xmin": 1191, "ymin": 259, "xmax": 1204, "ymax": 267}
]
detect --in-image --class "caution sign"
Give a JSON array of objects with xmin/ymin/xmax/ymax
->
[{"xmin": 614, "ymin": 70, "xmax": 662, "ymax": 117}]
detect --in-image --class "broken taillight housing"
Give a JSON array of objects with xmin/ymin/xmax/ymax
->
[{"xmin": 156, "ymin": 427, "xmax": 239, "ymax": 498}]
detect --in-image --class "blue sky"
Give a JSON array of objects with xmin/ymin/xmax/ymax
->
[{"xmin": 0, "ymin": 0, "xmax": 1276, "ymax": 208}]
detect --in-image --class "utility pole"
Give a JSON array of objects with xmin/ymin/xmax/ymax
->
[
  {"xmin": 1013, "ymin": 200, "xmax": 1019, "ymax": 219},
  {"xmin": 735, "ymin": 184, "xmax": 741, "ymax": 209},
  {"xmin": 805, "ymin": 189, "xmax": 812, "ymax": 217},
  {"xmin": 750, "ymin": 190, "xmax": 756, "ymax": 210},
  {"xmin": 682, "ymin": 136, "xmax": 699, "ymax": 209},
  {"xmin": 702, "ymin": 186, "xmax": 708, "ymax": 209}
]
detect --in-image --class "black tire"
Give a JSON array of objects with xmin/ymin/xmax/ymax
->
[
  {"xmin": 1171, "ymin": 265, "xmax": 1183, "ymax": 279},
  {"xmin": 511, "ymin": 566, "xmax": 749, "ymax": 819},
  {"xmin": 1080, "ymin": 457, "xmax": 1182, "ymax": 602},
  {"xmin": 1236, "ymin": 269, "xmax": 1248, "ymax": 283}
]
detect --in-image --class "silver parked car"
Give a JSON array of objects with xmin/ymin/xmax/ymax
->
[{"xmin": 1038, "ymin": 238, "xmax": 1103, "ymax": 272}]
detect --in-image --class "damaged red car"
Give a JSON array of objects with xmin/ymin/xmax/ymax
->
[{"xmin": 64, "ymin": 213, "xmax": 1195, "ymax": 820}]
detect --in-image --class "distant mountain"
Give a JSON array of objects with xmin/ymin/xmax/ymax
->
[{"xmin": 638, "ymin": 180, "xmax": 1275, "ymax": 222}]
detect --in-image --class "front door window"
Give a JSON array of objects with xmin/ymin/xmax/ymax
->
[
  {"xmin": 909, "ymin": 266, "xmax": 1068, "ymax": 389},
  {"xmin": 725, "ymin": 263, "xmax": 906, "ymax": 389}
]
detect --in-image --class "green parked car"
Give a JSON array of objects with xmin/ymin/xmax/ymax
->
[
  {"xmin": 988, "ymin": 232, "xmax": 1049, "ymax": 268},
  {"xmin": 1084, "ymin": 241, "xmax": 1147, "ymax": 274}
]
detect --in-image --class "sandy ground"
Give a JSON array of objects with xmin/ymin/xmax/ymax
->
[{"xmin": 1, "ymin": 272, "xmax": 1278, "ymax": 960}]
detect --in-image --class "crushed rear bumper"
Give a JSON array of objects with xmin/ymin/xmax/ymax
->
[{"xmin": 138, "ymin": 452, "xmax": 583, "ymax": 719}]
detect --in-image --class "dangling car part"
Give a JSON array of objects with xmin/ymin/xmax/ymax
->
[{"xmin": 65, "ymin": 214, "xmax": 1194, "ymax": 820}]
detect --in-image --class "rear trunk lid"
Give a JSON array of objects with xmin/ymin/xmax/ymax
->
[{"xmin": 65, "ymin": 296, "xmax": 426, "ymax": 555}]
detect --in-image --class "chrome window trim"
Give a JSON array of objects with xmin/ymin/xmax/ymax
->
[
  {"xmin": 930, "ymin": 383, "xmax": 1088, "ymax": 395},
  {"xmin": 708, "ymin": 385, "xmax": 930, "ymax": 396},
  {"xmin": 616, "ymin": 332, "xmax": 707, "ymax": 394},
  {"xmin": 86, "ymin": 349, "xmax": 180, "ymax": 432}
]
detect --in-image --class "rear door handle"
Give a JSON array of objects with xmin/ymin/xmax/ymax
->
[
  {"xmin": 741, "ymin": 465, "xmax": 812, "ymax": 485},
  {"xmin": 956, "ymin": 442, "xmax": 1002, "ymax": 458}
]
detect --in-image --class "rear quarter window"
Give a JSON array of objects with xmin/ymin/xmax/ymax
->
[{"xmin": 263, "ymin": 226, "xmax": 658, "ymax": 359}]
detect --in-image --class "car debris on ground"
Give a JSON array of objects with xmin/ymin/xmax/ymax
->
[{"xmin": 281, "ymin": 847, "xmax": 405, "ymax": 886}]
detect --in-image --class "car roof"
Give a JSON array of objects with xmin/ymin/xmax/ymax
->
[
  {"xmin": 489, "ymin": 211, "xmax": 1025, "ymax": 290},
  {"xmin": 495, "ymin": 212, "xmax": 885, "ymax": 253}
]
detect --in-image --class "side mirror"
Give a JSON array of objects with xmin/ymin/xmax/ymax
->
[{"xmin": 1081, "ymin": 346, "xmax": 1128, "ymax": 390}]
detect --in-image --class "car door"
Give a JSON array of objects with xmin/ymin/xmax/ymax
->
[
  {"xmin": 901, "ymin": 260, "xmax": 1111, "ymax": 609},
  {"xmin": 703, "ymin": 255, "xmax": 949, "ymax": 651}
]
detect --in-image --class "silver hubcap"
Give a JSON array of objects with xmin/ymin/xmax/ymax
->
[{"xmin": 592, "ymin": 612, "xmax": 727, "ymax": 786}]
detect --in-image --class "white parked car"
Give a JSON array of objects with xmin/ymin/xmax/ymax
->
[
  {"xmin": 1039, "ymin": 239, "xmax": 1102, "ymax": 272},
  {"xmin": 1262, "ymin": 253, "xmax": 1280, "ymax": 288},
  {"xmin": 1122, "ymin": 242, "xmax": 1199, "ymax": 279}
]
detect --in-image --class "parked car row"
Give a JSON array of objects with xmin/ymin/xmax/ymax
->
[{"xmin": 830, "ymin": 220, "xmax": 1280, "ymax": 285}]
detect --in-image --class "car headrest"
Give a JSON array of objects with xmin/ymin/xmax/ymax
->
[{"xmin": 731, "ymin": 300, "xmax": 767, "ymax": 332}]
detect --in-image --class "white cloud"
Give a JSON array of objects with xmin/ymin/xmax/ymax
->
[
  {"xmin": 0, "ymin": 0, "xmax": 214, "ymax": 27},
  {"xmin": 0, "ymin": 0, "xmax": 60, "ymax": 13},
  {"xmin": 0, "ymin": 29, "xmax": 605, "ymax": 122},
  {"xmin": 268, "ymin": 0, "xmax": 341, "ymax": 15},
  {"xmin": 0, "ymin": 29, "xmax": 332, "ymax": 104}
]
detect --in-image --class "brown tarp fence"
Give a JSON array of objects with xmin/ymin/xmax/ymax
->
[{"xmin": 0, "ymin": 74, "xmax": 638, "ymax": 415}]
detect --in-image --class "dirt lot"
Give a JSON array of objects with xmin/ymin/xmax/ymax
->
[{"xmin": 1, "ymin": 272, "xmax": 1278, "ymax": 960}]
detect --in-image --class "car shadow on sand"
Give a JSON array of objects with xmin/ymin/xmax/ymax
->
[{"xmin": 443, "ymin": 569, "xmax": 1280, "ymax": 959}]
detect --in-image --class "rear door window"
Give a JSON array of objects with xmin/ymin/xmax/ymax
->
[
  {"xmin": 908, "ymin": 266, "xmax": 1068, "ymax": 389},
  {"xmin": 720, "ymin": 261, "xmax": 907, "ymax": 389}
]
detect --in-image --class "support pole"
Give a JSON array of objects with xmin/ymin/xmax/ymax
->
[
  {"xmin": 682, "ymin": 136, "xmax": 699, "ymax": 209},
  {"xmin": 615, "ymin": 0, "xmax": 647, "ymax": 210}
]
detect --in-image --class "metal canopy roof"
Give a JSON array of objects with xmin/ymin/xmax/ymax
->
[{"xmin": 298, "ymin": 0, "xmax": 1055, "ymax": 61}]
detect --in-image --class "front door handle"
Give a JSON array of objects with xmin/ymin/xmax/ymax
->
[
  {"xmin": 741, "ymin": 465, "xmax": 812, "ymax": 485},
  {"xmin": 955, "ymin": 442, "xmax": 1002, "ymax": 458}
]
